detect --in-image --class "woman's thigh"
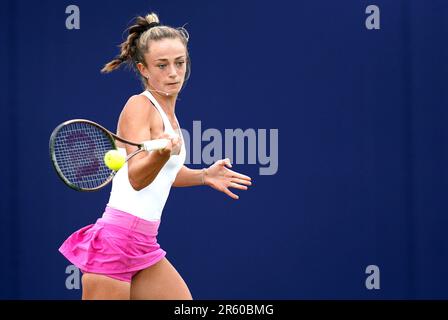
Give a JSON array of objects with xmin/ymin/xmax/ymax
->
[
  {"xmin": 81, "ymin": 273, "xmax": 130, "ymax": 300},
  {"xmin": 130, "ymin": 257, "xmax": 193, "ymax": 300}
]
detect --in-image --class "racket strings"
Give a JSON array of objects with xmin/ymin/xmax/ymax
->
[{"xmin": 53, "ymin": 122, "xmax": 115, "ymax": 189}]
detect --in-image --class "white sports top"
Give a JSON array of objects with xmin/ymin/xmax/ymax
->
[{"xmin": 107, "ymin": 90, "xmax": 186, "ymax": 221}]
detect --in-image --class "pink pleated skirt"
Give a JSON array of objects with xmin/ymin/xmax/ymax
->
[{"xmin": 59, "ymin": 206, "xmax": 166, "ymax": 283}]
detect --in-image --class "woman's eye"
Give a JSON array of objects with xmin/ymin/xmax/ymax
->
[
  {"xmin": 176, "ymin": 61, "xmax": 185, "ymax": 66},
  {"xmin": 158, "ymin": 64, "xmax": 166, "ymax": 69}
]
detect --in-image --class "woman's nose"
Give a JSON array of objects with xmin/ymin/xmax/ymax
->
[{"xmin": 168, "ymin": 65, "xmax": 177, "ymax": 77}]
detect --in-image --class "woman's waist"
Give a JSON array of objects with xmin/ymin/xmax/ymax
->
[{"xmin": 97, "ymin": 206, "xmax": 161, "ymax": 236}]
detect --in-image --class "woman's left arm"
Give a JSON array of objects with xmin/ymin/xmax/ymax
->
[
  {"xmin": 172, "ymin": 166, "xmax": 204, "ymax": 187},
  {"xmin": 173, "ymin": 158, "xmax": 252, "ymax": 199}
]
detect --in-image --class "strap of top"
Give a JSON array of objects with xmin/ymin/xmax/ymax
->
[{"xmin": 141, "ymin": 90, "xmax": 175, "ymax": 134}]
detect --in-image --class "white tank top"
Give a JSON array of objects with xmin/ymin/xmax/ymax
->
[{"xmin": 107, "ymin": 90, "xmax": 186, "ymax": 221}]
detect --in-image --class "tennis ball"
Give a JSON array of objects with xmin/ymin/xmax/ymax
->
[{"xmin": 104, "ymin": 150, "xmax": 125, "ymax": 171}]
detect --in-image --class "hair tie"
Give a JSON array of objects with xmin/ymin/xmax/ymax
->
[{"xmin": 146, "ymin": 22, "xmax": 161, "ymax": 31}]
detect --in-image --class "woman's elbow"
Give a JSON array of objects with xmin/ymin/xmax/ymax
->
[
  {"xmin": 128, "ymin": 174, "xmax": 154, "ymax": 191},
  {"xmin": 129, "ymin": 176, "xmax": 143, "ymax": 191},
  {"xmin": 128, "ymin": 175, "xmax": 144, "ymax": 191}
]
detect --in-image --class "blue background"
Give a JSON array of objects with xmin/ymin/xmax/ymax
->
[{"xmin": 1, "ymin": 0, "xmax": 447, "ymax": 299}]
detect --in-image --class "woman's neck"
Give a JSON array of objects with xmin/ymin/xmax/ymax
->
[{"xmin": 149, "ymin": 90, "xmax": 177, "ymax": 117}]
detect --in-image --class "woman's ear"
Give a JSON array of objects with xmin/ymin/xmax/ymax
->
[{"xmin": 136, "ymin": 62, "xmax": 148, "ymax": 78}]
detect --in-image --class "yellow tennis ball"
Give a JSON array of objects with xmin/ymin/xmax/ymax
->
[{"xmin": 104, "ymin": 150, "xmax": 125, "ymax": 171}]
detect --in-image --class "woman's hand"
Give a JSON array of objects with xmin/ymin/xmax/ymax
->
[
  {"xmin": 156, "ymin": 133, "xmax": 182, "ymax": 157},
  {"xmin": 204, "ymin": 158, "xmax": 252, "ymax": 199}
]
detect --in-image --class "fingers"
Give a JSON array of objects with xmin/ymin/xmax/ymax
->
[
  {"xmin": 217, "ymin": 159, "xmax": 252, "ymax": 181},
  {"xmin": 231, "ymin": 178, "xmax": 252, "ymax": 186},
  {"xmin": 157, "ymin": 133, "xmax": 173, "ymax": 150},
  {"xmin": 158, "ymin": 133, "xmax": 175, "ymax": 141},
  {"xmin": 163, "ymin": 133, "xmax": 180, "ymax": 146},
  {"xmin": 211, "ymin": 158, "xmax": 252, "ymax": 200},
  {"xmin": 229, "ymin": 182, "xmax": 248, "ymax": 190},
  {"xmin": 227, "ymin": 170, "xmax": 252, "ymax": 181},
  {"xmin": 170, "ymin": 135, "xmax": 182, "ymax": 155},
  {"xmin": 156, "ymin": 133, "xmax": 181, "ymax": 155},
  {"xmin": 158, "ymin": 133, "xmax": 180, "ymax": 144},
  {"xmin": 219, "ymin": 158, "xmax": 232, "ymax": 168},
  {"xmin": 223, "ymin": 187, "xmax": 239, "ymax": 200}
]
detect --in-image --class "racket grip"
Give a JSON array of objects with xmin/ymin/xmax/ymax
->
[{"xmin": 143, "ymin": 139, "xmax": 169, "ymax": 151}]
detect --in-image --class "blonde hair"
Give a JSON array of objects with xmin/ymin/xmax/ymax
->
[{"xmin": 101, "ymin": 12, "xmax": 191, "ymax": 88}]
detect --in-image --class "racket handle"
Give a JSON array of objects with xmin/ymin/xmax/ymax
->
[{"xmin": 143, "ymin": 139, "xmax": 169, "ymax": 151}]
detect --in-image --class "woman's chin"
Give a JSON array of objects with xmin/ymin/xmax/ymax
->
[{"xmin": 166, "ymin": 88, "xmax": 180, "ymax": 96}]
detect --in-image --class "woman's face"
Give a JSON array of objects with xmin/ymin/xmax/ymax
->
[{"xmin": 142, "ymin": 38, "xmax": 187, "ymax": 96}]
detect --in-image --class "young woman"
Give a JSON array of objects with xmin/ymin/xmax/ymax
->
[{"xmin": 59, "ymin": 12, "xmax": 252, "ymax": 300}]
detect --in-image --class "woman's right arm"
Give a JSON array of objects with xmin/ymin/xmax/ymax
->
[{"xmin": 117, "ymin": 95, "xmax": 178, "ymax": 191}]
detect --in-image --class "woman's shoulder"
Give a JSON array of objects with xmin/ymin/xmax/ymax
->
[
  {"xmin": 118, "ymin": 94, "xmax": 155, "ymax": 124},
  {"xmin": 122, "ymin": 94, "xmax": 154, "ymax": 115},
  {"xmin": 126, "ymin": 93, "xmax": 151, "ymax": 107}
]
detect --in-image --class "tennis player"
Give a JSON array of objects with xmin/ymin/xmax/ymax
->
[{"xmin": 59, "ymin": 12, "xmax": 252, "ymax": 300}]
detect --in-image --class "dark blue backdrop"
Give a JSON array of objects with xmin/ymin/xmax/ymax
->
[{"xmin": 1, "ymin": 0, "xmax": 447, "ymax": 299}]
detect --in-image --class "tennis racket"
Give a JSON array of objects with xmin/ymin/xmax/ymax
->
[{"xmin": 49, "ymin": 119, "xmax": 169, "ymax": 192}]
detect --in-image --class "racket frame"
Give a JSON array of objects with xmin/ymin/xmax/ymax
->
[{"xmin": 49, "ymin": 119, "xmax": 150, "ymax": 192}]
